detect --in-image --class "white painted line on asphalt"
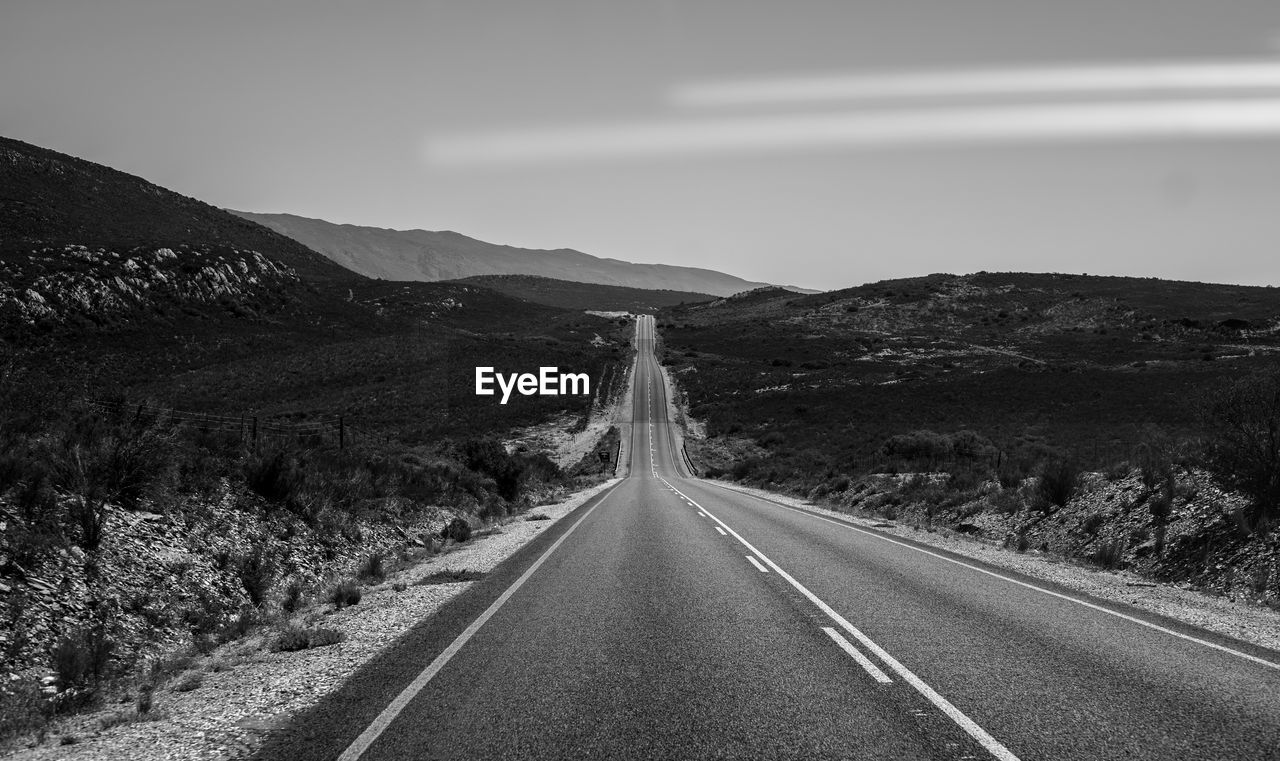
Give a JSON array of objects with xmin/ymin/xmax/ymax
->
[
  {"xmin": 746, "ymin": 555, "xmax": 770, "ymax": 573},
  {"xmin": 337, "ymin": 480, "xmax": 625, "ymax": 761},
  {"xmin": 822, "ymin": 626, "xmax": 893, "ymax": 684},
  {"xmin": 659, "ymin": 477, "xmax": 1019, "ymax": 761},
  {"xmin": 698, "ymin": 511, "xmax": 709, "ymax": 518},
  {"xmin": 701, "ymin": 480, "xmax": 1280, "ymax": 673},
  {"xmin": 715, "ymin": 526, "xmax": 727, "ymax": 536}
]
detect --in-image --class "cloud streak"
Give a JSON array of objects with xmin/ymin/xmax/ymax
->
[
  {"xmin": 670, "ymin": 60, "xmax": 1280, "ymax": 107},
  {"xmin": 425, "ymin": 99, "xmax": 1280, "ymax": 167}
]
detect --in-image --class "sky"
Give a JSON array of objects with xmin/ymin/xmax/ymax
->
[{"xmin": 4, "ymin": 1, "xmax": 1280, "ymax": 290}]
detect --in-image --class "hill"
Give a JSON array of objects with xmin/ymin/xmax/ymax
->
[
  {"xmin": 229, "ymin": 210, "xmax": 785, "ymax": 297},
  {"xmin": 0, "ymin": 137, "xmax": 354, "ymax": 285},
  {"xmin": 657, "ymin": 271, "xmax": 1280, "ymax": 602},
  {"xmin": 451, "ymin": 274, "xmax": 715, "ymax": 312},
  {"xmin": 0, "ymin": 135, "xmax": 632, "ymax": 443},
  {"xmin": 659, "ymin": 271, "xmax": 1280, "ymax": 475}
]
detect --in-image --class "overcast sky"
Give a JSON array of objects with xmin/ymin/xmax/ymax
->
[{"xmin": 5, "ymin": 1, "xmax": 1280, "ymax": 290}]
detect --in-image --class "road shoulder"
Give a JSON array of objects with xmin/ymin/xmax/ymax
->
[{"xmin": 3, "ymin": 479, "xmax": 622, "ymax": 761}]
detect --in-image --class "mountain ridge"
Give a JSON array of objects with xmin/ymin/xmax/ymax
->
[{"xmin": 229, "ymin": 210, "xmax": 811, "ymax": 297}]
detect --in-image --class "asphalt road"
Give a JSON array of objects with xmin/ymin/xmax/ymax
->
[{"xmin": 260, "ymin": 314, "xmax": 1280, "ymax": 761}]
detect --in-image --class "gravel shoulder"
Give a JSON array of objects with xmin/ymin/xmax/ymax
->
[
  {"xmin": 707, "ymin": 480, "xmax": 1280, "ymax": 654},
  {"xmin": 4, "ymin": 478, "xmax": 621, "ymax": 760}
]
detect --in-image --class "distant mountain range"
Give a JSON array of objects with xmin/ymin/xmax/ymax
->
[
  {"xmin": 452, "ymin": 275, "xmax": 715, "ymax": 312},
  {"xmin": 230, "ymin": 211, "xmax": 805, "ymax": 297}
]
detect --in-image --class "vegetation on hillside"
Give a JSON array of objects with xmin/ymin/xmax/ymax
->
[
  {"xmin": 450, "ymin": 274, "xmax": 716, "ymax": 312},
  {"xmin": 659, "ymin": 273, "xmax": 1280, "ymax": 601}
]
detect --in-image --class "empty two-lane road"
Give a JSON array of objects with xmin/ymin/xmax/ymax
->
[{"xmin": 261, "ymin": 314, "xmax": 1280, "ymax": 761}]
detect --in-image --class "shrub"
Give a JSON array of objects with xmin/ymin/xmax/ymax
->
[
  {"xmin": 136, "ymin": 684, "xmax": 153, "ymax": 716},
  {"xmin": 525, "ymin": 512, "xmax": 550, "ymax": 521},
  {"xmin": 416, "ymin": 569, "xmax": 485, "ymax": 585},
  {"xmin": 1037, "ymin": 459, "xmax": 1081, "ymax": 509},
  {"xmin": 440, "ymin": 517, "xmax": 472, "ymax": 544},
  {"xmin": 357, "ymin": 553, "xmax": 386, "ymax": 584},
  {"xmin": 281, "ymin": 581, "xmax": 305, "ymax": 613},
  {"xmin": 233, "ymin": 548, "xmax": 275, "ymax": 607},
  {"xmin": 274, "ymin": 626, "xmax": 346, "ymax": 652},
  {"xmin": 49, "ymin": 406, "xmax": 174, "ymax": 551},
  {"xmin": 171, "ymin": 671, "xmax": 203, "ymax": 692},
  {"xmin": 1090, "ymin": 539, "xmax": 1126, "ymax": 570},
  {"xmin": 328, "ymin": 581, "xmax": 362, "ymax": 609},
  {"xmin": 243, "ymin": 450, "xmax": 303, "ymax": 506},
  {"xmin": 274, "ymin": 626, "xmax": 311, "ymax": 652},
  {"xmin": 50, "ymin": 628, "xmax": 114, "ymax": 702},
  {"xmin": 1202, "ymin": 369, "xmax": 1280, "ymax": 533}
]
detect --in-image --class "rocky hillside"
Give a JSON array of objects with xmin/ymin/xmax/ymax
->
[
  {"xmin": 230, "ymin": 210, "xmax": 783, "ymax": 297},
  {"xmin": 0, "ymin": 244, "xmax": 300, "ymax": 334}
]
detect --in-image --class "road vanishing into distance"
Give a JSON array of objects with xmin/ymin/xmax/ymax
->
[{"xmin": 261, "ymin": 315, "xmax": 1280, "ymax": 761}]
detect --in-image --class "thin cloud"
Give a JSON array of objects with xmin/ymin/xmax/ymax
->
[
  {"xmin": 425, "ymin": 99, "xmax": 1280, "ymax": 167},
  {"xmin": 670, "ymin": 60, "xmax": 1280, "ymax": 107}
]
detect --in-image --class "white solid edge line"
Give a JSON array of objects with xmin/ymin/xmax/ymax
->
[
  {"xmin": 660, "ymin": 477, "xmax": 1020, "ymax": 761},
  {"xmin": 746, "ymin": 555, "xmax": 770, "ymax": 573},
  {"xmin": 338, "ymin": 480, "xmax": 624, "ymax": 761},
  {"xmin": 822, "ymin": 626, "xmax": 893, "ymax": 684},
  {"xmin": 702, "ymin": 480, "xmax": 1280, "ymax": 672}
]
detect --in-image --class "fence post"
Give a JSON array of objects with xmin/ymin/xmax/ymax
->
[
  {"xmin": 339, "ymin": 416, "xmax": 345, "ymax": 450},
  {"xmin": 251, "ymin": 416, "xmax": 258, "ymax": 451}
]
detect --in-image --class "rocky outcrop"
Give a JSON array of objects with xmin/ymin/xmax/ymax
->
[{"xmin": 0, "ymin": 244, "xmax": 299, "ymax": 331}]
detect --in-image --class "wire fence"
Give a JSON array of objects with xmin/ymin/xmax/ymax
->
[{"xmin": 78, "ymin": 397, "xmax": 386, "ymax": 450}]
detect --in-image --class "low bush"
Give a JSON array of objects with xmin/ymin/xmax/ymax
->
[
  {"xmin": 1202, "ymin": 368, "xmax": 1280, "ymax": 533},
  {"xmin": 440, "ymin": 517, "xmax": 472, "ymax": 544},
  {"xmin": 274, "ymin": 626, "xmax": 346, "ymax": 652},
  {"xmin": 1090, "ymin": 539, "xmax": 1126, "ymax": 570},
  {"xmin": 328, "ymin": 581, "xmax": 362, "ymax": 609},
  {"xmin": 171, "ymin": 671, "xmax": 203, "ymax": 692},
  {"xmin": 49, "ymin": 627, "xmax": 114, "ymax": 709},
  {"xmin": 1037, "ymin": 459, "xmax": 1081, "ymax": 509},
  {"xmin": 416, "ymin": 569, "xmax": 485, "ymax": 585},
  {"xmin": 357, "ymin": 553, "xmax": 386, "ymax": 584},
  {"xmin": 233, "ymin": 548, "xmax": 275, "ymax": 607},
  {"xmin": 281, "ymin": 581, "xmax": 305, "ymax": 613}
]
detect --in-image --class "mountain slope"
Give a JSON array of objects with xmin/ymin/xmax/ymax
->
[
  {"xmin": 452, "ymin": 274, "xmax": 715, "ymax": 312},
  {"xmin": 229, "ymin": 211, "xmax": 780, "ymax": 297},
  {"xmin": 0, "ymin": 137, "xmax": 355, "ymax": 285}
]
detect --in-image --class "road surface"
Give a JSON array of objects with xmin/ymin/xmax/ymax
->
[{"xmin": 260, "ymin": 314, "xmax": 1280, "ymax": 760}]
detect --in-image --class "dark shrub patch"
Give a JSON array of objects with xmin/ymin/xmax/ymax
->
[
  {"xmin": 328, "ymin": 581, "xmax": 362, "ymax": 609},
  {"xmin": 274, "ymin": 626, "xmax": 345, "ymax": 652},
  {"xmin": 440, "ymin": 517, "xmax": 472, "ymax": 544},
  {"xmin": 416, "ymin": 569, "xmax": 485, "ymax": 585},
  {"xmin": 357, "ymin": 553, "xmax": 386, "ymax": 584},
  {"xmin": 1037, "ymin": 459, "xmax": 1081, "ymax": 509}
]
